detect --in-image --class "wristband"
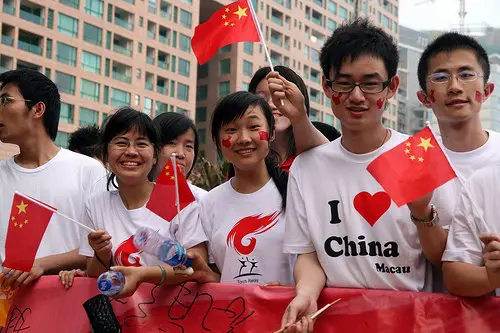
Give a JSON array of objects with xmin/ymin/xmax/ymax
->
[{"xmin": 157, "ymin": 265, "xmax": 167, "ymax": 286}]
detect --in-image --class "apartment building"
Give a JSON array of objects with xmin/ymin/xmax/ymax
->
[
  {"xmin": 0, "ymin": 0, "xmax": 198, "ymax": 158},
  {"xmin": 195, "ymin": 0, "xmax": 400, "ymax": 162}
]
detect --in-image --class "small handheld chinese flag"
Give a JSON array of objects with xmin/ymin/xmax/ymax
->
[
  {"xmin": 3, "ymin": 193, "xmax": 55, "ymax": 272},
  {"xmin": 191, "ymin": 0, "xmax": 260, "ymax": 64},
  {"xmin": 146, "ymin": 159, "xmax": 196, "ymax": 222},
  {"xmin": 367, "ymin": 127, "xmax": 457, "ymax": 207}
]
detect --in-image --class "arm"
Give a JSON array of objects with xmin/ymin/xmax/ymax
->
[
  {"xmin": 443, "ymin": 262, "xmax": 494, "ymax": 297},
  {"xmin": 267, "ymin": 72, "xmax": 328, "ymax": 154},
  {"xmin": 37, "ymin": 248, "xmax": 87, "ymax": 274}
]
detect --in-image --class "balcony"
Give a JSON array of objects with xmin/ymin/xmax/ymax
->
[
  {"xmin": 20, "ymin": 8, "xmax": 44, "ymax": 25},
  {"xmin": 146, "ymin": 56, "xmax": 154, "ymax": 65},
  {"xmin": 158, "ymin": 61, "xmax": 168, "ymax": 70},
  {"xmin": 112, "ymin": 71, "xmax": 131, "ymax": 83},
  {"xmin": 18, "ymin": 40, "xmax": 42, "ymax": 55},
  {"xmin": 148, "ymin": 31, "xmax": 156, "ymax": 39},
  {"xmin": 156, "ymin": 86, "xmax": 167, "ymax": 94},
  {"xmin": 113, "ymin": 44, "xmax": 132, "ymax": 57},
  {"xmin": 60, "ymin": 0, "xmax": 79, "ymax": 9},
  {"xmin": 2, "ymin": 4, "xmax": 15, "ymax": 15},
  {"xmin": 160, "ymin": 10, "xmax": 171, "ymax": 20},
  {"xmin": 271, "ymin": 16, "xmax": 283, "ymax": 26},
  {"xmin": 159, "ymin": 35, "xmax": 170, "ymax": 45},
  {"xmin": 115, "ymin": 17, "xmax": 133, "ymax": 30},
  {"xmin": 1, "ymin": 35, "xmax": 13, "ymax": 46},
  {"xmin": 145, "ymin": 82, "xmax": 153, "ymax": 91}
]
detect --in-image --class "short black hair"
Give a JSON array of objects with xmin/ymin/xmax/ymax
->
[
  {"xmin": 320, "ymin": 18, "xmax": 399, "ymax": 80},
  {"xmin": 101, "ymin": 107, "xmax": 160, "ymax": 189},
  {"xmin": 0, "ymin": 69, "xmax": 61, "ymax": 140},
  {"xmin": 153, "ymin": 112, "xmax": 199, "ymax": 177},
  {"xmin": 68, "ymin": 125, "xmax": 102, "ymax": 159},
  {"xmin": 312, "ymin": 121, "xmax": 341, "ymax": 141},
  {"xmin": 417, "ymin": 32, "xmax": 490, "ymax": 92}
]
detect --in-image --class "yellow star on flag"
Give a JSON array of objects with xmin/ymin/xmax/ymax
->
[
  {"xmin": 170, "ymin": 176, "xmax": 174, "ymax": 181},
  {"xmin": 24, "ymin": 219, "xmax": 28, "ymax": 225},
  {"xmin": 233, "ymin": 5, "xmax": 248, "ymax": 20},
  {"xmin": 225, "ymin": 7, "xmax": 230, "ymax": 12},
  {"xmin": 18, "ymin": 223, "xmax": 23, "ymax": 229},
  {"xmin": 222, "ymin": 14, "xmax": 226, "ymax": 19},
  {"xmin": 165, "ymin": 165, "xmax": 170, "ymax": 170},
  {"xmin": 230, "ymin": 22, "xmax": 235, "ymax": 27},
  {"xmin": 417, "ymin": 137, "xmax": 435, "ymax": 152},
  {"xmin": 166, "ymin": 171, "xmax": 170, "ymax": 176},
  {"xmin": 410, "ymin": 155, "xmax": 416, "ymax": 161},
  {"xmin": 404, "ymin": 148, "xmax": 410, "ymax": 154},
  {"xmin": 405, "ymin": 142, "xmax": 411, "ymax": 147},
  {"xmin": 224, "ymin": 21, "xmax": 229, "ymax": 26},
  {"xmin": 13, "ymin": 223, "xmax": 17, "ymax": 227},
  {"xmin": 16, "ymin": 201, "xmax": 28, "ymax": 214},
  {"xmin": 10, "ymin": 216, "xmax": 15, "ymax": 222},
  {"xmin": 418, "ymin": 157, "xmax": 424, "ymax": 162}
]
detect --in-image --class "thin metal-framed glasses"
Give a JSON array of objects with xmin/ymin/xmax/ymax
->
[
  {"xmin": 0, "ymin": 96, "xmax": 32, "ymax": 107},
  {"xmin": 428, "ymin": 70, "xmax": 483, "ymax": 84},
  {"xmin": 325, "ymin": 79, "xmax": 392, "ymax": 94}
]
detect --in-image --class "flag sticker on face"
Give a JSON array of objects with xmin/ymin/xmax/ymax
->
[{"xmin": 258, "ymin": 131, "xmax": 269, "ymax": 141}]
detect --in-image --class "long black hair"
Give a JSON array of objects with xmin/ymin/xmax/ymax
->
[
  {"xmin": 100, "ymin": 107, "xmax": 160, "ymax": 190},
  {"xmin": 211, "ymin": 91, "xmax": 288, "ymax": 210},
  {"xmin": 153, "ymin": 112, "xmax": 199, "ymax": 177},
  {"xmin": 248, "ymin": 65, "xmax": 310, "ymax": 161}
]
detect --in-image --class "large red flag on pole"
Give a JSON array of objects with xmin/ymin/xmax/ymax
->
[{"xmin": 191, "ymin": 0, "xmax": 260, "ymax": 64}]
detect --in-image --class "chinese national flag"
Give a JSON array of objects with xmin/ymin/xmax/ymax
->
[
  {"xmin": 3, "ymin": 193, "xmax": 55, "ymax": 272},
  {"xmin": 191, "ymin": 0, "xmax": 260, "ymax": 64},
  {"xmin": 367, "ymin": 127, "xmax": 457, "ymax": 207},
  {"xmin": 146, "ymin": 159, "xmax": 196, "ymax": 222}
]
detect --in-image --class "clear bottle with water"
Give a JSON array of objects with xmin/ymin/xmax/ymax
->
[{"xmin": 133, "ymin": 227, "xmax": 193, "ymax": 268}]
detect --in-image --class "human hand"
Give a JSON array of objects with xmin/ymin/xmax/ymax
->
[
  {"xmin": 267, "ymin": 72, "xmax": 307, "ymax": 125},
  {"xmin": 59, "ymin": 269, "xmax": 86, "ymax": 289},
  {"xmin": 281, "ymin": 294, "xmax": 317, "ymax": 333}
]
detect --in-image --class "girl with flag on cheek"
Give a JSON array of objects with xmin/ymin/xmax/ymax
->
[
  {"xmin": 64, "ymin": 107, "xmax": 216, "ymax": 294},
  {"xmin": 199, "ymin": 91, "xmax": 294, "ymax": 286}
]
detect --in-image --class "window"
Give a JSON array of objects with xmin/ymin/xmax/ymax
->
[
  {"xmin": 219, "ymin": 45, "xmax": 231, "ymax": 53},
  {"xmin": 195, "ymin": 107, "xmax": 207, "ymax": 123},
  {"xmin": 177, "ymin": 83, "xmax": 189, "ymax": 101},
  {"xmin": 339, "ymin": 6, "xmax": 348, "ymax": 20},
  {"xmin": 244, "ymin": 42, "xmax": 253, "ymax": 55},
  {"xmin": 80, "ymin": 79, "xmax": 100, "ymax": 102},
  {"xmin": 46, "ymin": 39, "xmax": 53, "ymax": 59},
  {"xmin": 179, "ymin": 34, "xmax": 190, "ymax": 52},
  {"xmin": 79, "ymin": 107, "xmax": 99, "ymax": 126},
  {"xmin": 179, "ymin": 9, "xmax": 192, "ymax": 28},
  {"xmin": 198, "ymin": 64, "xmax": 208, "ymax": 79},
  {"xmin": 382, "ymin": 15, "xmax": 390, "ymax": 29},
  {"xmin": 55, "ymin": 71, "xmax": 75, "ymax": 95},
  {"xmin": 103, "ymin": 86, "xmax": 109, "ymax": 104},
  {"xmin": 47, "ymin": 9, "xmax": 54, "ymax": 29},
  {"xmin": 156, "ymin": 101, "xmax": 168, "ymax": 115},
  {"xmin": 178, "ymin": 58, "xmax": 190, "ymax": 77},
  {"xmin": 220, "ymin": 59, "xmax": 231, "ymax": 75},
  {"xmin": 144, "ymin": 98, "xmax": 152, "ymax": 116},
  {"xmin": 83, "ymin": 23, "xmax": 102, "ymax": 46},
  {"xmin": 327, "ymin": 0, "xmax": 337, "ymax": 14},
  {"xmin": 241, "ymin": 82, "xmax": 249, "ymax": 91},
  {"xmin": 327, "ymin": 19, "xmax": 336, "ymax": 33},
  {"xmin": 81, "ymin": 51, "xmax": 101, "ymax": 74},
  {"xmin": 198, "ymin": 128, "xmax": 206, "ymax": 144},
  {"xmin": 197, "ymin": 85, "xmax": 207, "ymax": 101},
  {"xmin": 85, "ymin": 0, "xmax": 104, "ymax": 19},
  {"xmin": 243, "ymin": 60, "xmax": 253, "ymax": 77},
  {"xmin": 111, "ymin": 88, "xmax": 131, "ymax": 107},
  {"xmin": 56, "ymin": 42, "xmax": 77, "ymax": 66},
  {"xmin": 60, "ymin": 102, "xmax": 74, "ymax": 124},
  {"xmin": 177, "ymin": 107, "xmax": 188, "ymax": 115},
  {"xmin": 55, "ymin": 131, "xmax": 69, "ymax": 148},
  {"xmin": 219, "ymin": 81, "xmax": 230, "ymax": 97},
  {"xmin": 58, "ymin": 13, "xmax": 79, "ymax": 37},
  {"xmin": 45, "ymin": 68, "xmax": 52, "ymax": 78},
  {"xmin": 325, "ymin": 113, "xmax": 334, "ymax": 126},
  {"xmin": 60, "ymin": 0, "xmax": 79, "ymax": 9}
]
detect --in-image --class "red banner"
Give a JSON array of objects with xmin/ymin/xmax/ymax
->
[{"xmin": 1, "ymin": 276, "xmax": 499, "ymax": 332}]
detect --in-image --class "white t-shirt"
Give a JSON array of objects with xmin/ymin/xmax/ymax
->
[
  {"xmin": 284, "ymin": 129, "xmax": 435, "ymax": 292},
  {"xmin": 79, "ymin": 188, "xmax": 207, "ymax": 267},
  {"xmin": 433, "ymin": 130, "xmax": 500, "ymax": 229},
  {"xmin": 200, "ymin": 179, "xmax": 294, "ymax": 285},
  {"xmin": 442, "ymin": 163, "xmax": 500, "ymax": 295},
  {"xmin": 0, "ymin": 148, "xmax": 106, "ymax": 262}
]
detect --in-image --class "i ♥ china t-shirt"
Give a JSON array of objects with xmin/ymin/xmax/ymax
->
[
  {"xmin": 200, "ymin": 179, "xmax": 294, "ymax": 286},
  {"xmin": 283, "ymin": 129, "xmax": 434, "ymax": 292}
]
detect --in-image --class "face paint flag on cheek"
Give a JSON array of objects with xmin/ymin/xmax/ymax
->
[
  {"xmin": 222, "ymin": 136, "xmax": 232, "ymax": 148},
  {"xmin": 475, "ymin": 91, "xmax": 484, "ymax": 103},
  {"xmin": 331, "ymin": 93, "xmax": 342, "ymax": 106},
  {"xmin": 429, "ymin": 90, "xmax": 436, "ymax": 103},
  {"xmin": 258, "ymin": 131, "xmax": 269, "ymax": 141},
  {"xmin": 376, "ymin": 99, "xmax": 385, "ymax": 110}
]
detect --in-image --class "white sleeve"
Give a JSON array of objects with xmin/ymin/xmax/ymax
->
[
  {"xmin": 283, "ymin": 168, "xmax": 315, "ymax": 254},
  {"xmin": 442, "ymin": 185, "xmax": 483, "ymax": 265},
  {"xmin": 79, "ymin": 199, "xmax": 97, "ymax": 258},
  {"xmin": 199, "ymin": 198, "xmax": 215, "ymax": 264},
  {"xmin": 85, "ymin": 164, "xmax": 107, "ymax": 201},
  {"xmin": 171, "ymin": 202, "xmax": 208, "ymax": 249}
]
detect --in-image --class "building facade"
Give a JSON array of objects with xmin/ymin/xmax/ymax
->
[{"xmin": 0, "ymin": 0, "xmax": 198, "ymax": 157}]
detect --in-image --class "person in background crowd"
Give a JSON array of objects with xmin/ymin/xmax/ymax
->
[
  {"xmin": 0, "ymin": 69, "xmax": 105, "ymax": 289},
  {"xmin": 68, "ymin": 125, "xmax": 103, "ymax": 162},
  {"xmin": 311, "ymin": 121, "xmax": 341, "ymax": 142}
]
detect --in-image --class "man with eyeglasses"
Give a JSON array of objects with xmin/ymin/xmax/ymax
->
[
  {"xmin": 279, "ymin": 19, "xmax": 445, "ymax": 333},
  {"xmin": 0, "ymin": 69, "xmax": 105, "ymax": 288},
  {"xmin": 414, "ymin": 34, "xmax": 500, "ymax": 295}
]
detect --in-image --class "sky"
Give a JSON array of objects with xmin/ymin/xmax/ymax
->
[{"xmin": 399, "ymin": 0, "xmax": 500, "ymax": 32}]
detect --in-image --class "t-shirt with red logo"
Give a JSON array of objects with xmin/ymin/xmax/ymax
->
[
  {"xmin": 200, "ymin": 179, "xmax": 294, "ymax": 285},
  {"xmin": 284, "ymin": 129, "xmax": 437, "ymax": 292},
  {"xmin": 79, "ymin": 184, "xmax": 207, "ymax": 267}
]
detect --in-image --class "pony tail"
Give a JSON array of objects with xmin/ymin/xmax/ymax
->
[{"xmin": 264, "ymin": 150, "xmax": 288, "ymax": 211}]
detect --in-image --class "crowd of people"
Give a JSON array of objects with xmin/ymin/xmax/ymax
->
[{"xmin": 0, "ymin": 18, "xmax": 499, "ymax": 332}]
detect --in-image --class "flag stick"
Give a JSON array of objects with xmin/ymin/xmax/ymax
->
[
  {"xmin": 426, "ymin": 126, "xmax": 491, "ymax": 233},
  {"xmin": 273, "ymin": 298, "xmax": 341, "ymax": 333},
  {"xmin": 15, "ymin": 191, "xmax": 95, "ymax": 233},
  {"xmin": 247, "ymin": 0, "xmax": 274, "ymax": 72}
]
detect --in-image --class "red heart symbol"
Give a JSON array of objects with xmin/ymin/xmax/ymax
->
[{"xmin": 353, "ymin": 191, "xmax": 391, "ymax": 227}]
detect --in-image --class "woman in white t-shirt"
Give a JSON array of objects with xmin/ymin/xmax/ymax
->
[
  {"xmin": 76, "ymin": 107, "xmax": 216, "ymax": 293},
  {"xmin": 200, "ymin": 91, "xmax": 295, "ymax": 286}
]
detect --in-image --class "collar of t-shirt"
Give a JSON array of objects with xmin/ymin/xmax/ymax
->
[
  {"xmin": 338, "ymin": 128, "xmax": 403, "ymax": 163},
  {"xmin": 7, "ymin": 147, "xmax": 64, "ymax": 174}
]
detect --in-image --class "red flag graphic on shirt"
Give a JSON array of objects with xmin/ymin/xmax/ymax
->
[
  {"xmin": 146, "ymin": 159, "xmax": 196, "ymax": 222},
  {"xmin": 3, "ymin": 193, "xmax": 55, "ymax": 272},
  {"xmin": 114, "ymin": 235, "xmax": 141, "ymax": 267},
  {"xmin": 227, "ymin": 212, "xmax": 280, "ymax": 255},
  {"xmin": 191, "ymin": 0, "xmax": 260, "ymax": 64},
  {"xmin": 367, "ymin": 127, "xmax": 457, "ymax": 207}
]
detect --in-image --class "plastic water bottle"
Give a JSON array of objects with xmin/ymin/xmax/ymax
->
[
  {"xmin": 133, "ymin": 227, "xmax": 193, "ymax": 268},
  {"xmin": 97, "ymin": 271, "xmax": 125, "ymax": 296}
]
